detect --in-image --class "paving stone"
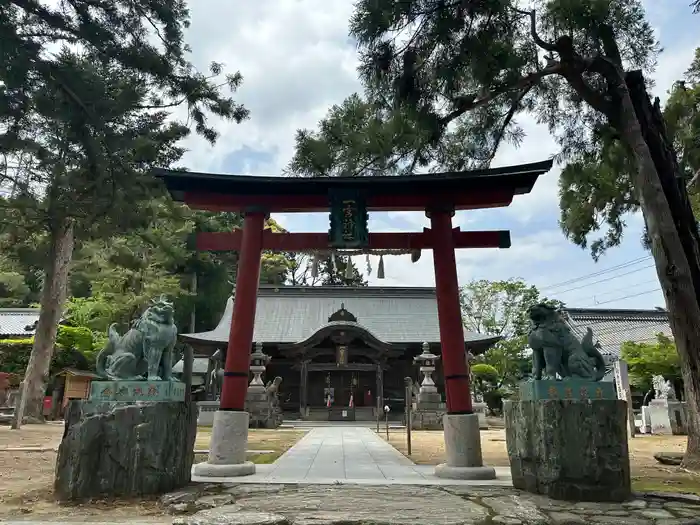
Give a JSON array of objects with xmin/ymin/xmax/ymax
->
[
  {"xmin": 492, "ymin": 516, "xmax": 522, "ymax": 525},
  {"xmin": 481, "ymin": 495, "xmax": 548, "ymax": 522},
  {"xmin": 656, "ymin": 520, "xmax": 700, "ymax": 525},
  {"xmin": 674, "ymin": 509, "xmax": 700, "ymax": 518},
  {"xmin": 441, "ymin": 487, "xmax": 520, "ymax": 498},
  {"xmin": 195, "ymin": 494, "xmax": 236, "ymax": 509},
  {"xmin": 548, "ymin": 512, "xmax": 587, "ymax": 525},
  {"xmin": 589, "ymin": 516, "xmax": 652, "ymax": 525},
  {"xmin": 637, "ymin": 509, "xmax": 677, "ymax": 520},
  {"xmin": 234, "ymin": 485, "xmax": 489, "ymax": 525},
  {"xmin": 173, "ymin": 506, "xmax": 289, "ymax": 525},
  {"xmin": 224, "ymin": 484, "xmax": 288, "ymax": 496},
  {"xmin": 605, "ymin": 510, "xmax": 632, "ymax": 516},
  {"xmin": 623, "ymin": 501, "xmax": 648, "ymax": 509}
]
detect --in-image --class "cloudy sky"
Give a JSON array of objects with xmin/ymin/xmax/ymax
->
[{"xmin": 177, "ymin": 0, "xmax": 700, "ymax": 310}]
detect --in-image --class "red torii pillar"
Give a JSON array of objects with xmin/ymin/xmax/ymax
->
[
  {"xmin": 428, "ymin": 207, "xmax": 495, "ymax": 480},
  {"xmin": 193, "ymin": 211, "xmax": 266, "ymax": 478}
]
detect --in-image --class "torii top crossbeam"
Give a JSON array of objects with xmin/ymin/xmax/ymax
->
[{"xmin": 154, "ymin": 159, "xmax": 552, "ymax": 213}]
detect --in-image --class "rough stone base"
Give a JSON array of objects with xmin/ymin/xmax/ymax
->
[
  {"xmin": 504, "ymin": 399, "xmax": 631, "ymax": 502},
  {"xmin": 54, "ymin": 400, "xmax": 197, "ymax": 501}
]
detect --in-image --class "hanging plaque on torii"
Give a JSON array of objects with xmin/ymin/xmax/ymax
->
[{"xmin": 328, "ymin": 189, "xmax": 369, "ymax": 249}]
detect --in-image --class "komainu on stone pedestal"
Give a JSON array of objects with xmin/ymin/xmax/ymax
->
[
  {"xmin": 504, "ymin": 399, "xmax": 631, "ymax": 502},
  {"xmin": 54, "ymin": 400, "xmax": 197, "ymax": 501}
]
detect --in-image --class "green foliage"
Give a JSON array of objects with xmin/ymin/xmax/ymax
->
[
  {"xmin": 286, "ymin": 254, "xmax": 367, "ymax": 286},
  {"xmin": 289, "ymin": 0, "xmax": 659, "ymax": 178},
  {"xmin": 56, "ymin": 325, "xmax": 97, "ymax": 367},
  {"xmin": 461, "ymin": 279, "xmax": 563, "ymax": 388},
  {"xmin": 621, "ymin": 334, "xmax": 682, "ymax": 393},
  {"xmin": 559, "ymin": 48, "xmax": 700, "ymax": 258},
  {"xmin": 0, "ymin": 337, "xmax": 89, "ymax": 376}
]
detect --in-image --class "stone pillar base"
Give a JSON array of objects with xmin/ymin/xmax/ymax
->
[
  {"xmin": 192, "ymin": 410, "xmax": 255, "ymax": 478},
  {"xmin": 434, "ymin": 413, "xmax": 496, "ymax": 480},
  {"xmin": 504, "ymin": 399, "xmax": 631, "ymax": 502}
]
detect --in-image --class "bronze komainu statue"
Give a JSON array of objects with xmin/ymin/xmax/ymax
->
[
  {"xmin": 527, "ymin": 303, "xmax": 606, "ymax": 381},
  {"xmin": 96, "ymin": 296, "xmax": 178, "ymax": 381}
]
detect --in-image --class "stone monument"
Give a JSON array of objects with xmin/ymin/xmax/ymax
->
[
  {"xmin": 411, "ymin": 343, "xmax": 445, "ymax": 430},
  {"xmin": 54, "ymin": 297, "xmax": 196, "ymax": 501},
  {"xmin": 503, "ymin": 303, "xmax": 631, "ymax": 502},
  {"xmin": 648, "ymin": 375, "xmax": 687, "ymax": 435},
  {"xmin": 246, "ymin": 343, "xmax": 283, "ymax": 428}
]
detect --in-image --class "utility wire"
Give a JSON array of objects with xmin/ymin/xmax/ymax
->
[
  {"xmin": 586, "ymin": 288, "xmax": 661, "ymax": 307},
  {"xmin": 549, "ymin": 264, "xmax": 656, "ymax": 297},
  {"xmin": 538, "ymin": 256, "xmax": 653, "ymax": 292}
]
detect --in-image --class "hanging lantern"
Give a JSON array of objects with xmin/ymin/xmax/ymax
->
[
  {"xmin": 345, "ymin": 256, "xmax": 354, "ymax": 279},
  {"xmin": 365, "ymin": 253, "xmax": 372, "ymax": 276},
  {"xmin": 311, "ymin": 254, "xmax": 320, "ymax": 278},
  {"xmin": 331, "ymin": 252, "xmax": 338, "ymax": 273},
  {"xmin": 377, "ymin": 254, "xmax": 385, "ymax": 279},
  {"xmin": 411, "ymin": 249, "xmax": 422, "ymax": 263}
]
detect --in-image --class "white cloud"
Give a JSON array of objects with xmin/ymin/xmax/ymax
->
[{"xmin": 179, "ymin": 0, "xmax": 359, "ymax": 174}]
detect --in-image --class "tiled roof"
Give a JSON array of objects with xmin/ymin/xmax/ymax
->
[
  {"xmin": 181, "ymin": 286, "xmax": 500, "ymax": 349},
  {"xmin": 0, "ymin": 308, "xmax": 40, "ymax": 337},
  {"xmin": 561, "ymin": 307, "xmax": 672, "ymax": 359}
]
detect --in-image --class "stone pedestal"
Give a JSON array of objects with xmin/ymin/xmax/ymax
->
[
  {"xmin": 649, "ymin": 399, "xmax": 688, "ymax": 435},
  {"xmin": 504, "ymin": 398, "xmax": 631, "ymax": 502},
  {"xmin": 55, "ymin": 400, "xmax": 197, "ymax": 500},
  {"xmin": 192, "ymin": 411, "xmax": 255, "ymax": 478},
  {"xmin": 411, "ymin": 405, "xmax": 445, "ymax": 430},
  {"xmin": 434, "ymin": 413, "xmax": 496, "ymax": 480}
]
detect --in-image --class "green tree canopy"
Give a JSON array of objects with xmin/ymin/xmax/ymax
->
[
  {"xmin": 559, "ymin": 48, "xmax": 700, "ymax": 258},
  {"xmin": 621, "ymin": 334, "xmax": 682, "ymax": 394}
]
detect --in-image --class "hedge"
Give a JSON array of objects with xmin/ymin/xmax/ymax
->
[{"xmin": 0, "ymin": 325, "xmax": 95, "ymax": 377}]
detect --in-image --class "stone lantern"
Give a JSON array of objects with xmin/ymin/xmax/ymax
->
[
  {"xmin": 413, "ymin": 342, "xmax": 441, "ymax": 408},
  {"xmin": 249, "ymin": 342, "xmax": 271, "ymax": 392}
]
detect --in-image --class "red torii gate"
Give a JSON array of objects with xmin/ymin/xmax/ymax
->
[{"xmin": 156, "ymin": 159, "xmax": 552, "ymax": 478}]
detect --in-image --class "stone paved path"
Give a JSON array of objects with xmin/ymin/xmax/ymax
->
[
  {"xmin": 192, "ymin": 425, "xmax": 512, "ymax": 485},
  {"xmin": 163, "ymin": 484, "xmax": 700, "ymax": 525}
]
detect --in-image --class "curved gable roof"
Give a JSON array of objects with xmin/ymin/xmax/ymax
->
[{"xmin": 180, "ymin": 285, "xmax": 500, "ymax": 351}]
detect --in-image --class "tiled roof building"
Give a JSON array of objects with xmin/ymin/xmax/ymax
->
[
  {"xmin": 0, "ymin": 308, "xmax": 40, "ymax": 338},
  {"xmin": 561, "ymin": 307, "xmax": 672, "ymax": 360}
]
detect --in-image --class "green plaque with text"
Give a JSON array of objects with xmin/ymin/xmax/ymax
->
[{"xmin": 328, "ymin": 190, "xmax": 369, "ymax": 248}]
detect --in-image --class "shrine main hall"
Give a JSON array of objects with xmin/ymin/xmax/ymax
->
[{"xmin": 180, "ymin": 284, "xmax": 500, "ymax": 421}]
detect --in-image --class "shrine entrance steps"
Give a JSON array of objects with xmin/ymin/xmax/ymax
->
[{"xmin": 192, "ymin": 425, "xmax": 512, "ymax": 485}]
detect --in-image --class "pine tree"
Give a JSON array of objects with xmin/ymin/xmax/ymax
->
[{"xmin": 1, "ymin": 1, "xmax": 248, "ymax": 422}]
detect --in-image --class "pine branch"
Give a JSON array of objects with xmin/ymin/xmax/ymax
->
[{"xmin": 441, "ymin": 63, "xmax": 562, "ymax": 127}]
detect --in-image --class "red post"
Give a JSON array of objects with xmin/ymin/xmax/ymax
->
[
  {"xmin": 428, "ymin": 208, "xmax": 473, "ymax": 414},
  {"xmin": 219, "ymin": 212, "xmax": 266, "ymax": 411}
]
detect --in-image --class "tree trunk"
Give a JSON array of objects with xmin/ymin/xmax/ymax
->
[
  {"xmin": 15, "ymin": 219, "xmax": 75, "ymax": 424},
  {"xmin": 617, "ymin": 77, "xmax": 700, "ymax": 471}
]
